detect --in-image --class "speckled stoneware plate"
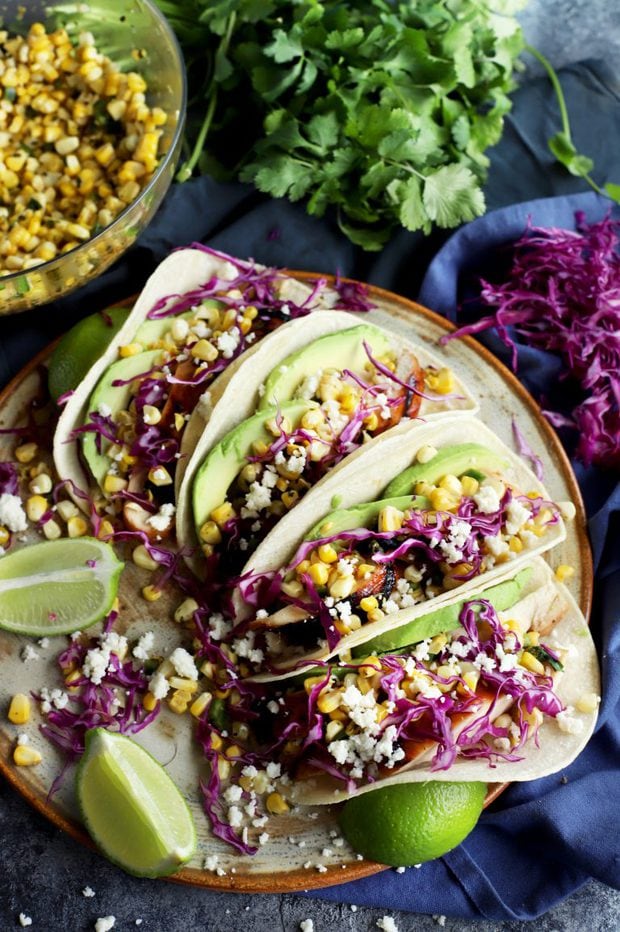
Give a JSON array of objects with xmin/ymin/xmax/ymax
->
[{"xmin": 0, "ymin": 275, "xmax": 593, "ymax": 893}]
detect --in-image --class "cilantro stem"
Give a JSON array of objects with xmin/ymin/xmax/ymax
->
[
  {"xmin": 176, "ymin": 11, "xmax": 237, "ymax": 183},
  {"xmin": 524, "ymin": 44, "xmax": 571, "ymax": 140}
]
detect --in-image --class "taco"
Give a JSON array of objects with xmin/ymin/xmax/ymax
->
[
  {"xmin": 178, "ymin": 317, "xmax": 477, "ymax": 576},
  {"xmin": 52, "ymin": 246, "xmax": 372, "ymax": 537},
  {"xmin": 250, "ymin": 558, "xmax": 598, "ymax": 804},
  {"xmin": 228, "ymin": 416, "xmax": 573, "ymax": 677}
]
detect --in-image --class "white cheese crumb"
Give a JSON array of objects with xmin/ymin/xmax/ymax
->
[
  {"xmin": 97, "ymin": 402, "xmax": 112, "ymax": 418},
  {"xmin": 473, "ymin": 485, "xmax": 501, "ymax": 515},
  {"xmin": 300, "ymin": 921, "xmax": 314, "ymax": 932},
  {"xmin": 82, "ymin": 886, "xmax": 96, "ymax": 898},
  {"xmin": 94, "ymin": 919, "xmax": 116, "ymax": 932},
  {"xmin": 395, "ymin": 866, "xmax": 406, "ymax": 873},
  {"xmin": 169, "ymin": 647, "xmax": 198, "ymax": 680},
  {"xmin": 204, "ymin": 855, "xmax": 219, "ymax": 871},
  {"xmin": 146, "ymin": 502, "xmax": 175, "ymax": 532},
  {"xmin": 148, "ymin": 670, "xmax": 170, "ymax": 700},
  {"xmin": 18, "ymin": 914, "xmax": 32, "ymax": 928},
  {"xmin": 377, "ymin": 917, "xmax": 399, "ymax": 932},
  {"xmin": 132, "ymin": 631, "xmax": 155, "ymax": 661},
  {"xmin": 21, "ymin": 644, "xmax": 39, "ymax": 662},
  {"xmin": 0, "ymin": 493, "xmax": 27, "ymax": 531}
]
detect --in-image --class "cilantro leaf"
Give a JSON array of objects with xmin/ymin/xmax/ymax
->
[{"xmin": 423, "ymin": 164, "xmax": 486, "ymax": 228}]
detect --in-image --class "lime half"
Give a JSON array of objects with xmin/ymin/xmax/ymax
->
[
  {"xmin": 77, "ymin": 728, "xmax": 197, "ymax": 878},
  {"xmin": 48, "ymin": 305, "xmax": 130, "ymax": 402},
  {"xmin": 339, "ymin": 781, "xmax": 486, "ymax": 866},
  {"xmin": 0, "ymin": 538, "xmax": 123, "ymax": 636}
]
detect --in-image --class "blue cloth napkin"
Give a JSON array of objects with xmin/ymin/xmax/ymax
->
[{"xmin": 0, "ymin": 61, "xmax": 618, "ymax": 920}]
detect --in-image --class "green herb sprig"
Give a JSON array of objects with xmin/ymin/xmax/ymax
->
[{"xmin": 155, "ymin": 0, "xmax": 525, "ymax": 249}]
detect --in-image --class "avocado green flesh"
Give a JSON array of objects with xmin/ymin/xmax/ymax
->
[
  {"xmin": 306, "ymin": 495, "xmax": 429, "ymax": 541},
  {"xmin": 132, "ymin": 309, "xmax": 195, "ymax": 348},
  {"xmin": 351, "ymin": 567, "xmax": 532, "ymax": 657},
  {"xmin": 258, "ymin": 324, "xmax": 392, "ymax": 410},
  {"xmin": 383, "ymin": 444, "xmax": 509, "ymax": 498},
  {"xmin": 82, "ymin": 349, "xmax": 162, "ymax": 488},
  {"xmin": 192, "ymin": 398, "xmax": 312, "ymax": 531}
]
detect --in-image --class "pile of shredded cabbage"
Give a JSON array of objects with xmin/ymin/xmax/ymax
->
[{"xmin": 441, "ymin": 214, "xmax": 620, "ymax": 468}]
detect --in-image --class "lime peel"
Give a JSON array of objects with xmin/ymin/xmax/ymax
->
[
  {"xmin": 0, "ymin": 538, "xmax": 123, "ymax": 636},
  {"xmin": 76, "ymin": 728, "xmax": 197, "ymax": 878}
]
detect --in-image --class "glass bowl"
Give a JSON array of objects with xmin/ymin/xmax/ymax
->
[{"xmin": 0, "ymin": 0, "xmax": 186, "ymax": 314}]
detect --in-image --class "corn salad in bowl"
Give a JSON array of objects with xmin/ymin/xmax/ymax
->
[{"xmin": 0, "ymin": 0, "xmax": 185, "ymax": 313}]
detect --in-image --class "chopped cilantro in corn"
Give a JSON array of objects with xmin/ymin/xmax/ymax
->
[{"xmin": 0, "ymin": 24, "xmax": 167, "ymax": 274}]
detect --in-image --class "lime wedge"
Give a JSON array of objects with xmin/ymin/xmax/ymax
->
[
  {"xmin": 76, "ymin": 729, "xmax": 197, "ymax": 878},
  {"xmin": 0, "ymin": 538, "xmax": 123, "ymax": 636}
]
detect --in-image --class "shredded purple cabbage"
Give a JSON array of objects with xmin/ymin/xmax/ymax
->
[
  {"xmin": 512, "ymin": 419, "xmax": 544, "ymax": 480},
  {"xmin": 441, "ymin": 215, "xmax": 620, "ymax": 468},
  {"xmin": 0, "ymin": 461, "xmax": 19, "ymax": 495}
]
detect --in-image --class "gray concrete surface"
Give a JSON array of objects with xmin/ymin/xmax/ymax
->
[{"xmin": 1, "ymin": 1, "xmax": 619, "ymax": 929}]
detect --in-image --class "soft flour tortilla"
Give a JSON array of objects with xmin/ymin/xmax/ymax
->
[
  {"xmin": 290, "ymin": 559, "xmax": 599, "ymax": 804},
  {"xmin": 176, "ymin": 311, "xmax": 478, "ymax": 574},
  {"xmin": 234, "ymin": 414, "xmax": 568, "ymax": 673}
]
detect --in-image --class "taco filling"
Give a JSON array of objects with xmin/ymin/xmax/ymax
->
[
  {"xmin": 69, "ymin": 253, "xmax": 369, "ymax": 539},
  {"xmin": 235, "ymin": 464, "xmax": 565, "ymax": 674},
  {"xmin": 192, "ymin": 331, "xmax": 454, "ymax": 578}
]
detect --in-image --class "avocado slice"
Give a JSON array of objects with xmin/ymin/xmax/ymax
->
[
  {"xmin": 192, "ymin": 399, "xmax": 313, "ymax": 532},
  {"xmin": 258, "ymin": 324, "xmax": 393, "ymax": 409},
  {"xmin": 132, "ymin": 309, "xmax": 194, "ymax": 348},
  {"xmin": 82, "ymin": 349, "xmax": 162, "ymax": 488},
  {"xmin": 351, "ymin": 567, "xmax": 532, "ymax": 658},
  {"xmin": 384, "ymin": 443, "xmax": 509, "ymax": 498},
  {"xmin": 306, "ymin": 495, "xmax": 429, "ymax": 541}
]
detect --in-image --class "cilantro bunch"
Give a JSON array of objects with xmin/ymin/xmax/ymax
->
[{"xmin": 155, "ymin": 0, "xmax": 524, "ymax": 249}]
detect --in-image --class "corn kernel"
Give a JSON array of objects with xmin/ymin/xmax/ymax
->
[
  {"xmin": 317, "ymin": 690, "xmax": 342, "ymax": 714},
  {"xmin": 430, "ymin": 488, "xmax": 458, "ymax": 512},
  {"xmin": 56, "ymin": 499, "xmax": 80, "ymax": 522},
  {"xmin": 103, "ymin": 474, "xmax": 128, "ymax": 494},
  {"xmin": 67, "ymin": 515, "xmax": 88, "ymax": 538},
  {"xmin": 359, "ymin": 596, "xmax": 378, "ymax": 613},
  {"xmin": 132, "ymin": 544, "xmax": 159, "ymax": 571},
  {"xmin": 191, "ymin": 339, "xmax": 218, "ymax": 362},
  {"xmin": 209, "ymin": 731, "xmax": 223, "ymax": 752},
  {"xmin": 43, "ymin": 518, "xmax": 62, "ymax": 540},
  {"xmin": 16, "ymin": 442, "xmax": 38, "ymax": 464},
  {"xmin": 439, "ymin": 474, "xmax": 462, "ymax": 495},
  {"xmin": 97, "ymin": 519, "xmax": 115, "ymax": 540},
  {"xmin": 189, "ymin": 692, "xmax": 210, "ymax": 718},
  {"xmin": 28, "ymin": 473, "xmax": 52, "ymax": 495},
  {"xmin": 367, "ymin": 608, "xmax": 385, "ymax": 623},
  {"xmin": 266, "ymin": 792, "xmax": 290, "ymax": 815},
  {"xmin": 13, "ymin": 745, "xmax": 42, "ymax": 767},
  {"xmin": 148, "ymin": 466, "xmax": 172, "ymax": 487},
  {"xmin": 0, "ymin": 526, "xmax": 9, "ymax": 547},
  {"xmin": 210, "ymin": 502, "xmax": 235, "ymax": 527},
  {"xmin": 26, "ymin": 495, "xmax": 48, "ymax": 522},
  {"xmin": 281, "ymin": 579, "xmax": 304, "ymax": 599},
  {"xmin": 576, "ymin": 692, "xmax": 600, "ymax": 714},
  {"xmin": 119, "ymin": 342, "xmax": 143, "ymax": 358},
  {"xmin": 378, "ymin": 505, "xmax": 404, "ymax": 532},
  {"xmin": 8, "ymin": 693, "xmax": 31, "ymax": 725},
  {"xmin": 364, "ymin": 412, "xmax": 379, "ymax": 431},
  {"xmin": 416, "ymin": 444, "xmax": 438, "ymax": 464},
  {"xmin": 317, "ymin": 544, "xmax": 338, "ymax": 564},
  {"xmin": 558, "ymin": 500, "xmax": 576, "ymax": 521},
  {"xmin": 142, "ymin": 585, "xmax": 161, "ymax": 602},
  {"xmin": 520, "ymin": 650, "xmax": 545, "ymax": 675},
  {"xmin": 174, "ymin": 598, "xmax": 199, "ymax": 624},
  {"xmin": 142, "ymin": 692, "xmax": 158, "ymax": 712},
  {"xmin": 427, "ymin": 367, "xmax": 455, "ymax": 394},
  {"xmin": 555, "ymin": 564, "xmax": 575, "ymax": 583},
  {"xmin": 462, "ymin": 670, "xmax": 480, "ymax": 692},
  {"xmin": 142, "ymin": 404, "xmax": 161, "ymax": 426},
  {"xmin": 329, "ymin": 575, "xmax": 356, "ymax": 600},
  {"xmin": 217, "ymin": 757, "xmax": 231, "ymax": 780},
  {"xmin": 325, "ymin": 720, "xmax": 344, "ymax": 742},
  {"xmin": 508, "ymin": 536, "xmax": 524, "ymax": 553},
  {"xmin": 308, "ymin": 562, "xmax": 329, "ymax": 587}
]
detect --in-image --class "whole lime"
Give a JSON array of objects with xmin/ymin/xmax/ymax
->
[
  {"xmin": 339, "ymin": 781, "xmax": 487, "ymax": 866},
  {"xmin": 48, "ymin": 305, "xmax": 130, "ymax": 402}
]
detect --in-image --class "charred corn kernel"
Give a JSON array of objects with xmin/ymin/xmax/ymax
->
[
  {"xmin": 13, "ymin": 745, "xmax": 42, "ymax": 767},
  {"xmin": 378, "ymin": 505, "xmax": 404, "ymax": 533},
  {"xmin": 142, "ymin": 404, "xmax": 161, "ymax": 426},
  {"xmin": 281, "ymin": 490, "xmax": 299, "ymax": 509},
  {"xmin": 368, "ymin": 608, "xmax": 385, "ymax": 623},
  {"xmin": 576, "ymin": 692, "xmax": 599, "ymax": 714},
  {"xmin": 356, "ymin": 563, "xmax": 375, "ymax": 579},
  {"xmin": 168, "ymin": 691, "xmax": 189, "ymax": 715},
  {"xmin": 266, "ymin": 792, "xmax": 290, "ymax": 815},
  {"xmin": 439, "ymin": 474, "xmax": 462, "ymax": 495},
  {"xmin": 359, "ymin": 596, "xmax": 379, "ymax": 614},
  {"xmin": 217, "ymin": 756, "xmax": 231, "ymax": 780},
  {"xmin": 508, "ymin": 536, "xmax": 524, "ymax": 553},
  {"xmin": 202, "ymin": 543, "xmax": 214, "ymax": 559},
  {"xmin": 103, "ymin": 474, "xmax": 127, "ymax": 494},
  {"xmin": 142, "ymin": 692, "xmax": 158, "ymax": 712},
  {"xmin": 142, "ymin": 585, "xmax": 161, "ymax": 602},
  {"xmin": 317, "ymin": 544, "xmax": 338, "ymax": 564},
  {"xmin": 462, "ymin": 670, "xmax": 480, "ymax": 692},
  {"xmin": 363, "ymin": 412, "xmax": 379, "ymax": 432},
  {"xmin": 430, "ymin": 488, "xmax": 458, "ymax": 512},
  {"xmin": 281, "ymin": 579, "xmax": 304, "ymax": 599},
  {"xmin": 8, "ymin": 693, "xmax": 30, "ymax": 725},
  {"xmin": 427, "ymin": 367, "xmax": 454, "ymax": 394},
  {"xmin": 208, "ymin": 731, "xmax": 223, "ymax": 753},
  {"xmin": 97, "ymin": 519, "xmax": 115, "ymax": 540},
  {"xmin": 308, "ymin": 562, "xmax": 329, "ymax": 587},
  {"xmin": 0, "ymin": 526, "xmax": 8, "ymax": 546},
  {"xmin": 191, "ymin": 339, "xmax": 218, "ymax": 362},
  {"xmin": 416, "ymin": 444, "xmax": 438, "ymax": 464},
  {"xmin": 26, "ymin": 495, "xmax": 48, "ymax": 522},
  {"xmin": 197, "ymin": 520, "xmax": 222, "ymax": 547},
  {"xmin": 555, "ymin": 564, "xmax": 575, "ymax": 583},
  {"xmin": 523, "ymin": 630, "xmax": 540, "ymax": 647},
  {"xmin": 15, "ymin": 442, "xmax": 38, "ymax": 464},
  {"xmin": 325, "ymin": 720, "xmax": 344, "ymax": 742},
  {"xmin": 224, "ymin": 744, "xmax": 242, "ymax": 760},
  {"xmin": 28, "ymin": 473, "xmax": 52, "ymax": 495},
  {"xmin": 148, "ymin": 466, "xmax": 172, "ymax": 487},
  {"xmin": 329, "ymin": 575, "xmax": 356, "ymax": 600},
  {"xmin": 133, "ymin": 544, "xmax": 159, "ymax": 571},
  {"xmin": 317, "ymin": 691, "xmax": 342, "ymax": 714},
  {"xmin": 174, "ymin": 598, "xmax": 199, "ymax": 624},
  {"xmin": 210, "ymin": 502, "xmax": 235, "ymax": 527},
  {"xmin": 67, "ymin": 515, "xmax": 88, "ymax": 538},
  {"xmin": 190, "ymin": 692, "xmax": 211, "ymax": 718},
  {"xmin": 520, "ymin": 650, "xmax": 545, "ymax": 675},
  {"xmin": 460, "ymin": 475, "xmax": 479, "ymax": 496},
  {"xmin": 119, "ymin": 342, "xmax": 143, "ymax": 358},
  {"xmin": 43, "ymin": 518, "xmax": 62, "ymax": 540}
]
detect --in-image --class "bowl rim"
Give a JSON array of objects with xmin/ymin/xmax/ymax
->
[{"xmin": 0, "ymin": 0, "xmax": 187, "ymax": 289}]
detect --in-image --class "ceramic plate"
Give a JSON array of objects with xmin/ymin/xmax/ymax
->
[{"xmin": 0, "ymin": 276, "xmax": 592, "ymax": 892}]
